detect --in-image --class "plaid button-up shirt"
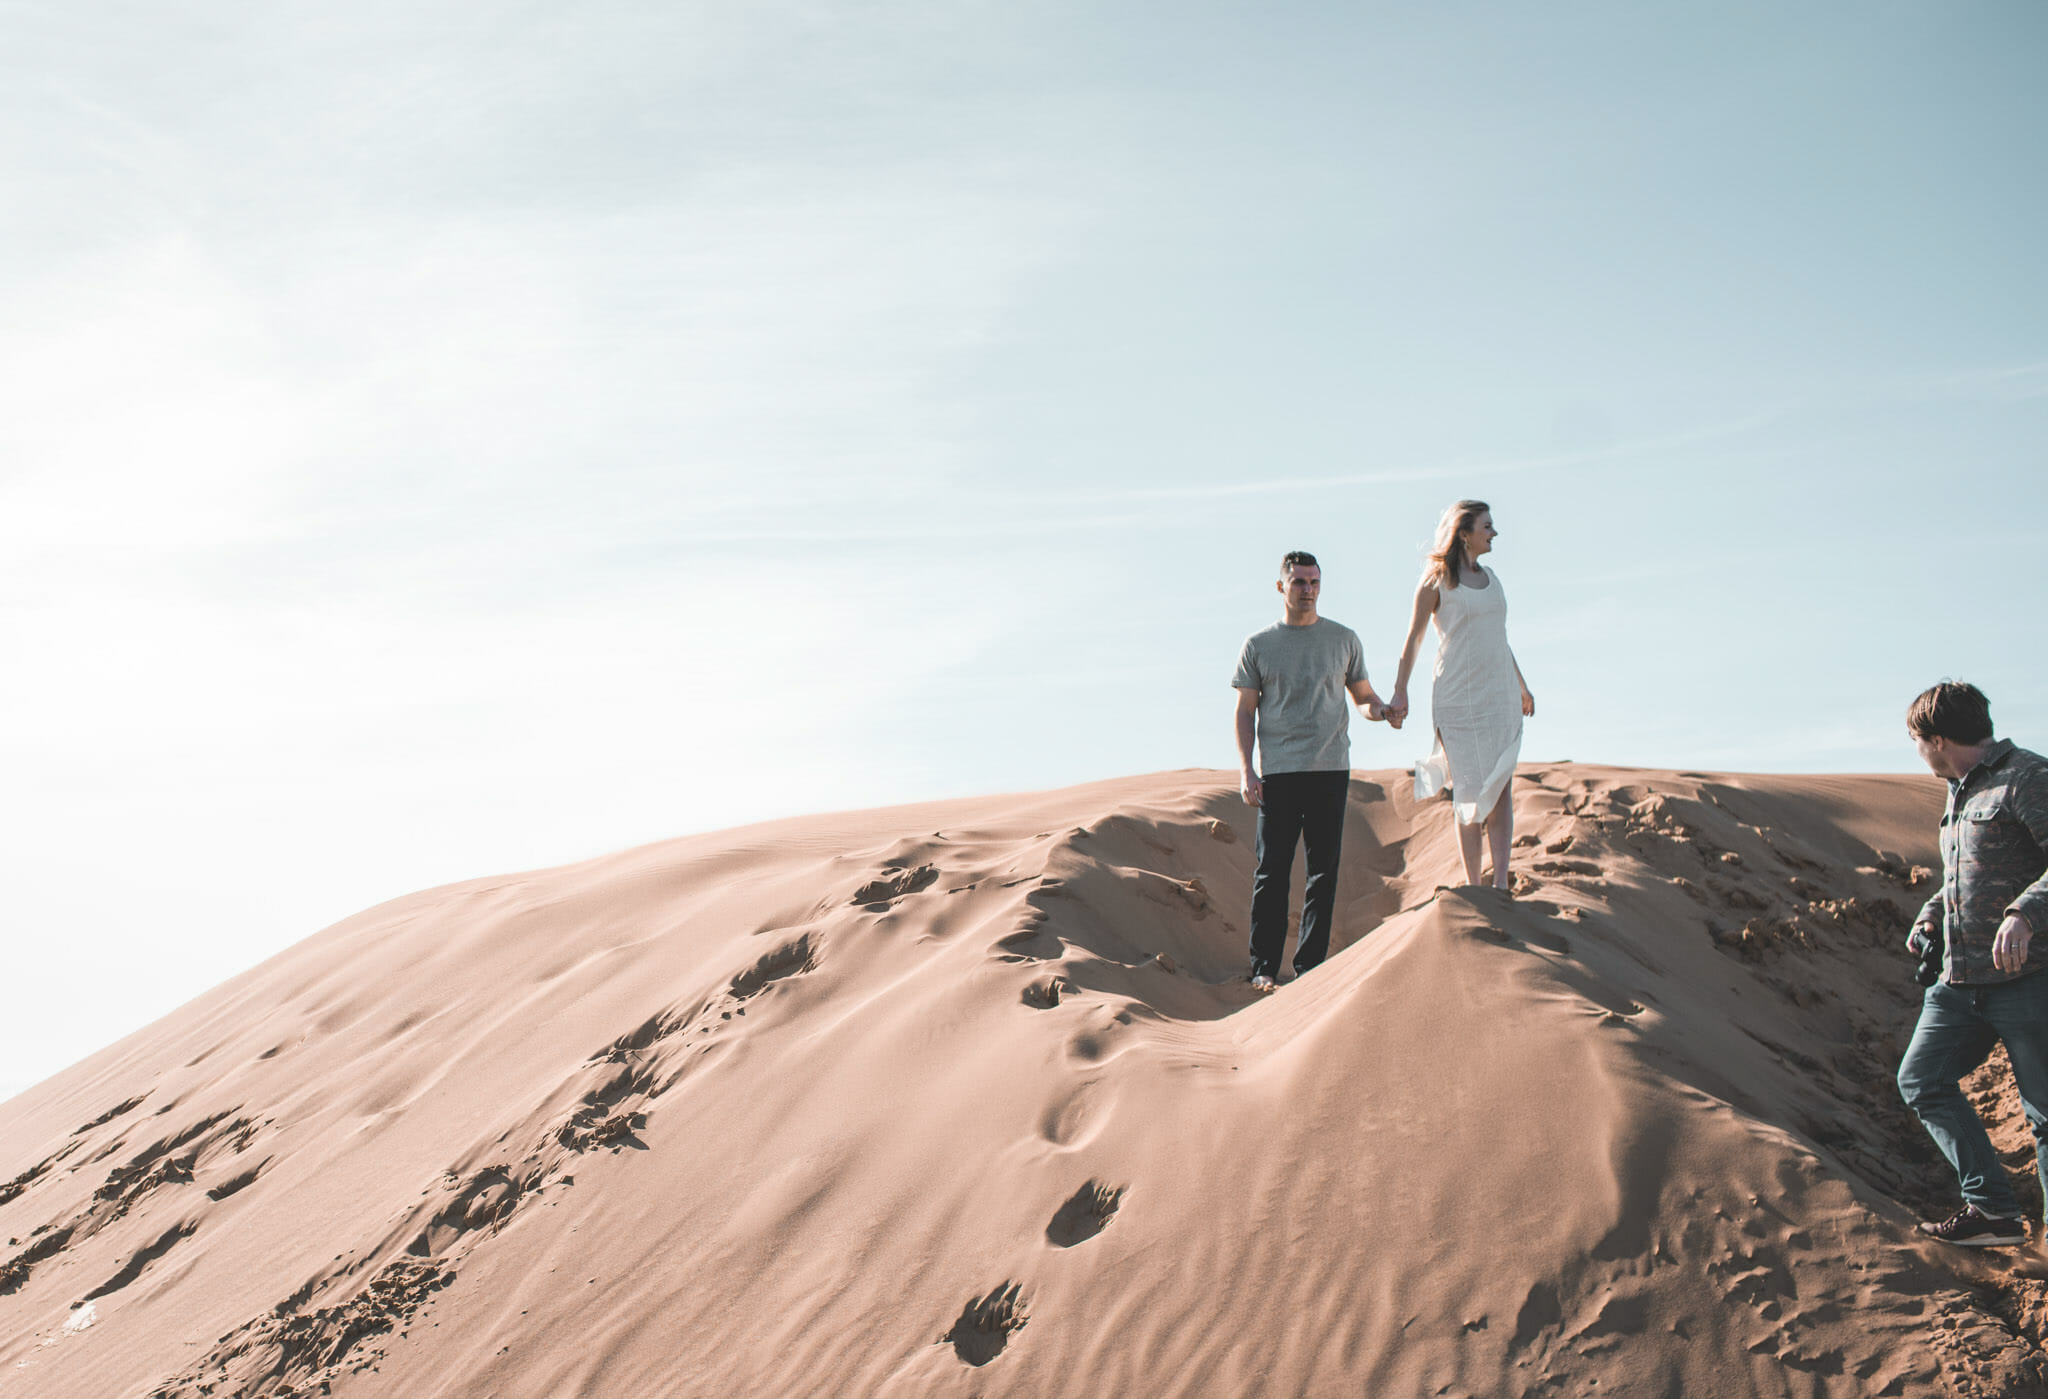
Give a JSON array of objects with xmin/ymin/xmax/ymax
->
[{"xmin": 1915, "ymin": 739, "xmax": 2048, "ymax": 985}]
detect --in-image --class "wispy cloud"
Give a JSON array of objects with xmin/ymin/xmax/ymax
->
[
  {"xmin": 968, "ymin": 411, "xmax": 1789, "ymax": 507},
  {"xmin": 616, "ymin": 410, "xmax": 1792, "ymax": 547},
  {"xmin": 1912, "ymin": 361, "xmax": 2048, "ymax": 404}
]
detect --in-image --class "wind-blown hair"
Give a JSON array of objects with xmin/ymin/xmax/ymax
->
[
  {"xmin": 1425, "ymin": 500, "xmax": 1490, "ymax": 589},
  {"xmin": 1907, "ymin": 681, "xmax": 1993, "ymax": 745}
]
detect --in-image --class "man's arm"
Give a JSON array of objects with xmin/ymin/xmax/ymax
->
[
  {"xmin": 1993, "ymin": 765, "xmax": 2048, "ymax": 972},
  {"xmin": 1909, "ymin": 892, "xmax": 1942, "ymax": 950},
  {"xmin": 1234, "ymin": 687, "xmax": 1262, "ymax": 807},
  {"xmin": 2006, "ymin": 764, "xmax": 2048, "ymax": 934},
  {"xmin": 1347, "ymin": 677, "xmax": 1386, "ymax": 723}
]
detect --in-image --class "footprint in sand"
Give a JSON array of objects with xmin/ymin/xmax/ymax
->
[
  {"xmin": 1515, "ymin": 918, "xmax": 1571, "ymax": 954},
  {"xmin": 850, "ymin": 864, "xmax": 939, "ymax": 910},
  {"xmin": 1046, "ymin": 1181, "xmax": 1123, "ymax": 1247},
  {"xmin": 1040, "ymin": 1085, "xmax": 1103, "ymax": 1149},
  {"xmin": 205, "ymin": 1159, "xmax": 268, "ymax": 1201},
  {"xmin": 943, "ymin": 1282, "xmax": 1027, "ymax": 1366},
  {"xmin": 730, "ymin": 933, "xmax": 818, "ymax": 999},
  {"xmin": 0, "ymin": 1226, "xmax": 74, "ymax": 1295},
  {"xmin": 71, "ymin": 1095, "xmax": 148, "ymax": 1135},
  {"xmin": 0, "ymin": 1157, "xmax": 56, "ymax": 1211},
  {"xmin": 82, "ymin": 1220, "xmax": 197, "ymax": 1303},
  {"xmin": 1067, "ymin": 1032, "xmax": 1107, "ymax": 1062},
  {"xmin": 1021, "ymin": 977, "xmax": 1066, "ymax": 1010}
]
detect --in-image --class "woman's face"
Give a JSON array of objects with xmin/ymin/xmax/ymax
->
[{"xmin": 1461, "ymin": 511, "xmax": 1497, "ymax": 559}]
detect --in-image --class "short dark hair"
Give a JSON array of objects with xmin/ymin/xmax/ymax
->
[
  {"xmin": 1279, "ymin": 550, "xmax": 1319, "ymax": 575},
  {"xmin": 1907, "ymin": 681, "xmax": 1993, "ymax": 744}
]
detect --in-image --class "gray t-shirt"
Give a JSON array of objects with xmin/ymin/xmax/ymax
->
[{"xmin": 1232, "ymin": 618, "xmax": 1368, "ymax": 774}]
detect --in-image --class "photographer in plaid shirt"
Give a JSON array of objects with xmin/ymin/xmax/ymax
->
[{"xmin": 1897, "ymin": 682, "xmax": 2048, "ymax": 1247}]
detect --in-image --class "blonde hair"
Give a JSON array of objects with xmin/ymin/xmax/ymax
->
[{"xmin": 1426, "ymin": 499, "xmax": 1490, "ymax": 589}]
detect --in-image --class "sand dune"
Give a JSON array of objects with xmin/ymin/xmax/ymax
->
[{"xmin": 4, "ymin": 765, "xmax": 2048, "ymax": 1398}]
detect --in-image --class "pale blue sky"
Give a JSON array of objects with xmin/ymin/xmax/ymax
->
[{"xmin": 3, "ymin": 1, "xmax": 2043, "ymax": 1099}]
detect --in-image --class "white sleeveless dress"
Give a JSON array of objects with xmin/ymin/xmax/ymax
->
[{"xmin": 1412, "ymin": 566, "xmax": 1523, "ymax": 825}]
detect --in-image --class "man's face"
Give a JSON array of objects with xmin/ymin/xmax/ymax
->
[
  {"xmin": 1915, "ymin": 734, "xmax": 1960, "ymax": 780},
  {"xmin": 1278, "ymin": 565, "xmax": 1321, "ymax": 611}
]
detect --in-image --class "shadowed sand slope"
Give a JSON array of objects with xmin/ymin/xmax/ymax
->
[{"xmin": 4, "ymin": 766, "xmax": 2048, "ymax": 1398}]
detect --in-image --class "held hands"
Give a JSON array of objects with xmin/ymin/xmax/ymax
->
[
  {"xmin": 1240, "ymin": 770, "xmax": 1263, "ymax": 808},
  {"xmin": 1521, "ymin": 688, "xmax": 1536, "ymax": 718},
  {"xmin": 1993, "ymin": 913, "xmax": 2034, "ymax": 974},
  {"xmin": 1384, "ymin": 689, "xmax": 1409, "ymax": 730}
]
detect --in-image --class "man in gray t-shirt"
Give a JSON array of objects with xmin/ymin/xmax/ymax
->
[{"xmin": 1232, "ymin": 550, "xmax": 1390, "ymax": 991}]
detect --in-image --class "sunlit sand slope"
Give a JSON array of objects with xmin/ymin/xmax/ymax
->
[{"xmin": 5, "ymin": 765, "xmax": 2047, "ymax": 1398}]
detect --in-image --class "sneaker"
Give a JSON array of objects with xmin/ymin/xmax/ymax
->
[{"xmin": 1918, "ymin": 1205, "xmax": 2027, "ymax": 1247}]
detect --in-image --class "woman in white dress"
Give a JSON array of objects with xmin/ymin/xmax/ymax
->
[{"xmin": 1386, "ymin": 500, "xmax": 1535, "ymax": 889}]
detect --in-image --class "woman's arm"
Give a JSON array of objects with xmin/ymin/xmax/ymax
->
[
  {"xmin": 1386, "ymin": 581, "xmax": 1438, "ymax": 726},
  {"xmin": 1511, "ymin": 650, "xmax": 1534, "ymax": 717}
]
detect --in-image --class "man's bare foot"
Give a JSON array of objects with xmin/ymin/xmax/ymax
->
[{"xmin": 1250, "ymin": 974, "xmax": 1277, "ymax": 993}]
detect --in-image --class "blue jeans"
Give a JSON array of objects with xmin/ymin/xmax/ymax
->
[{"xmin": 1897, "ymin": 973, "xmax": 2048, "ymax": 1220}]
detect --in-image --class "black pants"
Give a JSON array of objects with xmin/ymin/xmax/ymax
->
[{"xmin": 1248, "ymin": 770, "xmax": 1349, "ymax": 979}]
